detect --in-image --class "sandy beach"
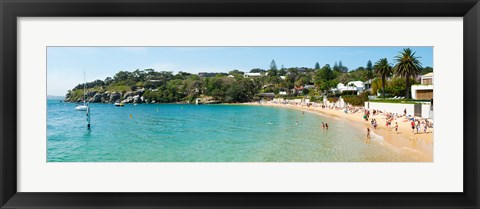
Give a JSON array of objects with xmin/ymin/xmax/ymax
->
[{"xmin": 244, "ymin": 102, "xmax": 433, "ymax": 162}]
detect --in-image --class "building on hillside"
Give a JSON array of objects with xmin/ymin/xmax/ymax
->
[
  {"xmin": 420, "ymin": 72, "xmax": 433, "ymax": 84},
  {"xmin": 291, "ymin": 86, "xmax": 304, "ymax": 95},
  {"xmin": 411, "ymin": 73, "xmax": 433, "ymax": 100},
  {"xmin": 244, "ymin": 72, "xmax": 263, "ymax": 78},
  {"xmin": 363, "ymin": 79, "xmax": 373, "ymax": 92},
  {"xmin": 297, "ymin": 67, "xmax": 308, "ymax": 73},
  {"xmin": 331, "ymin": 81, "xmax": 365, "ymax": 95}
]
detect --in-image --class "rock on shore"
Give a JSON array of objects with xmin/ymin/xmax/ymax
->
[{"xmin": 66, "ymin": 88, "xmax": 146, "ymax": 104}]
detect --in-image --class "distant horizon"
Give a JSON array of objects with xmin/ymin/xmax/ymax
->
[
  {"xmin": 47, "ymin": 46, "xmax": 433, "ymax": 95},
  {"xmin": 47, "ymin": 95, "xmax": 66, "ymax": 98}
]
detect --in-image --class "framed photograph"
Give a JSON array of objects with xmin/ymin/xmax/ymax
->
[{"xmin": 1, "ymin": 0, "xmax": 479, "ymax": 208}]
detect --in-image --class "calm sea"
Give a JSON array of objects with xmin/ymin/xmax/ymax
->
[{"xmin": 47, "ymin": 99, "xmax": 414, "ymax": 162}]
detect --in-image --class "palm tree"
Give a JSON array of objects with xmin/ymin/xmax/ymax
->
[
  {"xmin": 373, "ymin": 58, "xmax": 393, "ymax": 98},
  {"xmin": 394, "ymin": 48, "xmax": 422, "ymax": 99}
]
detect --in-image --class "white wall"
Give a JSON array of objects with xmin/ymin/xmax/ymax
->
[
  {"xmin": 365, "ymin": 102, "xmax": 414, "ymax": 116},
  {"xmin": 421, "ymin": 104, "xmax": 431, "ymax": 118},
  {"xmin": 323, "ymin": 97, "xmax": 346, "ymax": 108},
  {"xmin": 365, "ymin": 102, "xmax": 432, "ymax": 118}
]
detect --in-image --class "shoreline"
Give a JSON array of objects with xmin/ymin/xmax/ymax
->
[{"xmin": 241, "ymin": 102, "xmax": 433, "ymax": 162}]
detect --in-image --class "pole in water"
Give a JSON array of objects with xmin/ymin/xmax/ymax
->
[{"xmin": 86, "ymin": 105, "xmax": 91, "ymax": 130}]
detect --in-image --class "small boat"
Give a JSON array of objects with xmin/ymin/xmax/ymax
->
[
  {"xmin": 114, "ymin": 100, "xmax": 124, "ymax": 106},
  {"xmin": 75, "ymin": 103, "xmax": 89, "ymax": 111}
]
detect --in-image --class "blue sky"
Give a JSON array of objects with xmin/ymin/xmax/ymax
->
[{"xmin": 47, "ymin": 46, "xmax": 433, "ymax": 96}]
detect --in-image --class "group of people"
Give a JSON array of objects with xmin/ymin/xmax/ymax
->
[
  {"xmin": 321, "ymin": 122, "xmax": 329, "ymax": 130},
  {"xmin": 344, "ymin": 106, "xmax": 362, "ymax": 114},
  {"xmin": 363, "ymin": 109, "xmax": 371, "ymax": 121},
  {"xmin": 370, "ymin": 118, "xmax": 378, "ymax": 129},
  {"xmin": 410, "ymin": 119, "xmax": 431, "ymax": 134}
]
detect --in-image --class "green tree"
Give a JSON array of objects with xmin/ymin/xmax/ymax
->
[
  {"xmin": 338, "ymin": 61, "xmax": 348, "ymax": 72},
  {"xmin": 394, "ymin": 48, "xmax": 422, "ymax": 99},
  {"xmin": 250, "ymin": 68, "xmax": 265, "ymax": 73},
  {"xmin": 314, "ymin": 64, "xmax": 334, "ymax": 91},
  {"xmin": 315, "ymin": 62, "xmax": 320, "ymax": 69},
  {"xmin": 270, "ymin": 59, "xmax": 278, "ymax": 71},
  {"xmin": 267, "ymin": 68, "xmax": 278, "ymax": 76},
  {"xmin": 229, "ymin": 69, "xmax": 244, "ymax": 76},
  {"xmin": 113, "ymin": 71, "xmax": 132, "ymax": 83},
  {"xmin": 366, "ymin": 60, "xmax": 373, "ymax": 71},
  {"xmin": 104, "ymin": 77, "xmax": 114, "ymax": 86},
  {"xmin": 333, "ymin": 62, "xmax": 340, "ymax": 72},
  {"xmin": 373, "ymin": 58, "xmax": 393, "ymax": 98},
  {"xmin": 419, "ymin": 66, "xmax": 433, "ymax": 75}
]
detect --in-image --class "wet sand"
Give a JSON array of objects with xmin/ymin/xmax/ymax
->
[{"xmin": 243, "ymin": 102, "xmax": 433, "ymax": 162}]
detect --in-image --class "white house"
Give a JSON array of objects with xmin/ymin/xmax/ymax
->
[
  {"xmin": 244, "ymin": 72, "xmax": 263, "ymax": 78},
  {"xmin": 332, "ymin": 81, "xmax": 365, "ymax": 95},
  {"xmin": 411, "ymin": 73, "xmax": 433, "ymax": 100}
]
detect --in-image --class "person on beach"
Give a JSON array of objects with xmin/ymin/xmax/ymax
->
[
  {"xmin": 416, "ymin": 120, "xmax": 421, "ymax": 134},
  {"xmin": 395, "ymin": 122, "xmax": 398, "ymax": 133},
  {"xmin": 404, "ymin": 108, "xmax": 407, "ymax": 116},
  {"xmin": 373, "ymin": 119, "xmax": 377, "ymax": 129},
  {"xmin": 423, "ymin": 121, "xmax": 428, "ymax": 133},
  {"xmin": 411, "ymin": 120, "xmax": 415, "ymax": 133},
  {"xmin": 367, "ymin": 127, "xmax": 371, "ymax": 139}
]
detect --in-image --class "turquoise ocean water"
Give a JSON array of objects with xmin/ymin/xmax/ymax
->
[{"xmin": 47, "ymin": 99, "xmax": 414, "ymax": 162}]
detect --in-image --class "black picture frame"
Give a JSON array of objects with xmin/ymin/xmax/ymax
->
[{"xmin": 1, "ymin": 0, "xmax": 479, "ymax": 208}]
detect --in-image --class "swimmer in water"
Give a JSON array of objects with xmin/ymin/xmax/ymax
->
[
  {"xmin": 325, "ymin": 123, "xmax": 329, "ymax": 130},
  {"xmin": 321, "ymin": 122, "xmax": 325, "ymax": 129},
  {"xmin": 296, "ymin": 121, "xmax": 299, "ymax": 125}
]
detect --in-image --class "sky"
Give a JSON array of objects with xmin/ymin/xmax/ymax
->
[{"xmin": 47, "ymin": 46, "xmax": 433, "ymax": 96}]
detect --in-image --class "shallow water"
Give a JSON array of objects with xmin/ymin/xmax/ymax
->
[{"xmin": 47, "ymin": 99, "xmax": 416, "ymax": 162}]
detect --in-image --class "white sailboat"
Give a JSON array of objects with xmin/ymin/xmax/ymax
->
[{"xmin": 75, "ymin": 70, "xmax": 89, "ymax": 111}]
